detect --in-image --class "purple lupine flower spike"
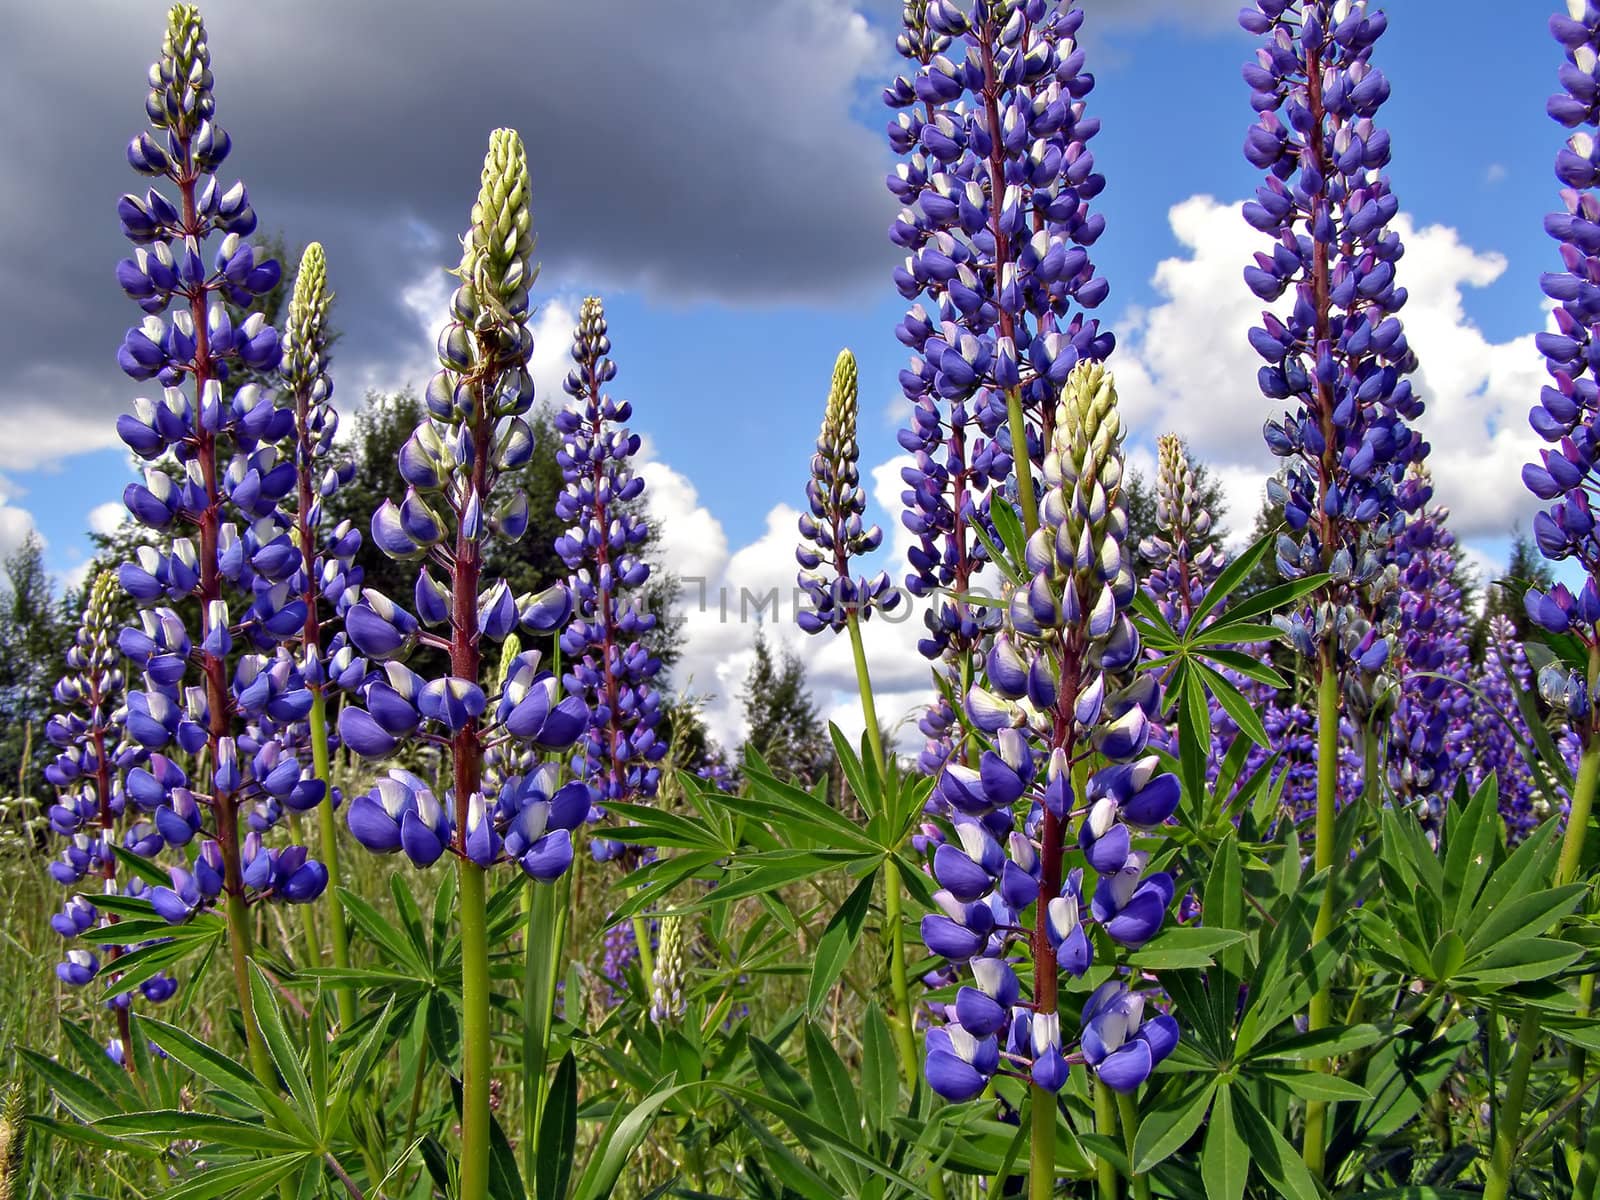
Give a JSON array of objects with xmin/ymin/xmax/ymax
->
[
  {"xmin": 554, "ymin": 297, "xmax": 665, "ymax": 858},
  {"xmin": 919, "ymin": 361, "xmax": 1179, "ymax": 1102},
  {"xmin": 43, "ymin": 571, "xmax": 169, "ymax": 1067},
  {"xmin": 1525, "ymin": 0, "xmax": 1600, "ymax": 759},
  {"xmin": 796, "ymin": 350, "xmax": 900, "ymax": 634},
  {"xmin": 1241, "ymin": 0, "xmax": 1428, "ymax": 685},
  {"xmin": 340, "ymin": 130, "xmax": 587, "ymax": 880},
  {"xmin": 112, "ymin": 6, "xmax": 326, "ymax": 958}
]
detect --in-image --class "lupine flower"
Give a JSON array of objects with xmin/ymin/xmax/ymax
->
[
  {"xmin": 41, "ymin": 573, "xmax": 171, "ymax": 1063},
  {"xmin": 554, "ymin": 297, "xmax": 666, "ymax": 854},
  {"xmin": 1525, "ymin": 0, "xmax": 1600, "ymax": 758},
  {"xmin": 1241, "ymin": 0, "xmax": 1427, "ymax": 685},
  {"xmin": 1139, "ymin": 435, "xmax": 1223, "ymax": 634},
  {"xmin": 887, "ymin": 0, "xmax": 1113, "ymax": 742},
  {"xmin": 339, "ymin": 130, "xmax": 587, "ymax": 878},
  {"xmin": 111, "ymin": 7, "xmax": 328, "ymax": 960},
  {"xmin": 1477, "ymin": 614, "xmax": 1564, "ymax": 841},
  {"xmin": 649, "ymin": 913, "xmax": 687, "ymax": 1025},
  {"xmin": 919, "ymin": 361, "xmax": 1178, "ymax": 1103},
  {"xmin": 796, "ymin": 349, "xmax": 900, "ymax": 633}
]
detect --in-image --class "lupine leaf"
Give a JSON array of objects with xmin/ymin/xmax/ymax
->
[
  {"xmin": 572, "ymin": 1079, "xmax": 694, "ymax": 1200},
  {"xmin": 861, "ymin": 1002, "xmax": 899, "ymax": 1133},
  {"xmin": 1132, "ymin": 1077, "xmax": 1216, "ymax": 1173},
  {"xmin": 154, "ymin": 1155, "xmax": 305, "ymax": 1200},
  {"xmin": 1232, "ymin": 1092, "xmax": 1321, "ymax": 1200},
  {"xmin": 1127, "ymin": 926, "xmax": 1246, "ymax": 969},
  {"xmin": 1189, "ymin": 531, "xmax": 1276, "ymax": 628},
  {"xmin": 16, "ymin": 1049, "xmax": 116, "ymax": 1123},
  {"xmin": 1204, "ymin": 574, "xmax": 1330, "ymax": 631},
  {"xmin": 337, "ymin": 886, "xmax": 425, "ymax": 973},
  {"xmin": 1260, "ymin": 1069, "xmax": 1373, "ymax": 1101},
  {"xmin": 807, "ymin": 869, "xmax": 877, "ymax": 1014},
  {"xmin": 90, "ymin": 1110, "xmax": 304, "ymax": 1152},
  {"xmin": 536, "ymin": 1052, "xmax": 579, "ymax": 1200},
  {"xmin": 804, "ymin": 1022, "xmax": 862, "ymax": 1144},
  {"xmin": 1200, "ymin": 1085, "xmax": 1247, "ymax": 1200},
  {"xmin": 247, "ymin": 962, "xmax": 315, "ymax": 1117},
  {"xmin": 1464, "ymin": 884, "xmax": 1585, "ymax": 959},
  {"xmin": 1196, "ymin": 662, "xmax": 1271, "ymax": 749}
]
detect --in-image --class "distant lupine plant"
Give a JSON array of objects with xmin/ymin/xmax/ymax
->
[
  {"xmin": 336, "ymin": 128, "xmax": 588, "ymax": 1200},
  {"xmin": 1138, "ymin": 435, "xmax": 1224, "ymax": 636},
  {"xmin": 886, "ymin": 0, "xmax": 1111, "ymax": 767},
  {"xmin": 1240, "ymin": 0, "xmax": 1428, "ymax": 1170},
  {"xmin": 923, "ymin": 362, "xmax": 1178, "ymax": 1182},
  {"xmin": 42, "ymin": 572, "xmax": 171, "ymax": 1068},
  {"xmin": 555, "ymin": 297, "xmax": 665, "ymax": 853},
  {"xmin": 1487, "ymin": 6, "xmax": 1600, "ymax": 1194},
  {"xmin": 275, "ymin": 242, "xmax": 363, "ymax": 1022},
  {"xmin": 111, "ymin": 3, "xmax": 330, "ymax": 1092}
]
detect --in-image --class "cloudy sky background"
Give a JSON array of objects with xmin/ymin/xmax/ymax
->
[{"xmin": 0, "ymin": 0, "xmax": 1566, "ymax": 749}]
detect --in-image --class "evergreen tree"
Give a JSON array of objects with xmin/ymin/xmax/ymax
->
[
  {"xmin": 739, "ymin": 629, "xmax": 828, "ymax": 786},
  {"xmin": 0, "ymin": 535, "xmax": 71, "ymax": 796},
  {"xmin": 1483, "ymin": 532, "xmax": 1555, "ymax": 643}
]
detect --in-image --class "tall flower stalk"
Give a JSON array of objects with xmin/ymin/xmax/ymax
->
[
  {"xmin": 921, "ymin": 362, "xmax": 1178, "ymax": 1198},
  {"xmin": 43, "ymin": 572, "xmax": 167, "ymax": 1070},
  {"xmin": 1239, "ymin": 1, "xmax": 1427, "ymax": 1170},
  {"xmin": 886, "ymin": 0, "xmax": 1113, "ymax": 755},
  {"xmin": 338, "ymin": 129, "xmax": 588, "ymax": 1200},
  {"xmin": 279, "ymin": 243, "xmax": 362, "ymax": 1025},
  {"xmin": 1489, "ymin": 4, "xmax": 1600, "ymax": 1191},
  {"xmin": 795, "ymin": 349, "xmax": 922, "ymax": 1103},
  {"xmin": 112, "ymin": 3, "xmax": 329, "ymax": 1096}
]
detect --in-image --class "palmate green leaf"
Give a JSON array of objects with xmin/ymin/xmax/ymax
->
[
  {"xmin": 59, "ymin": 1018, "xmax": 137, "ymax": 1101},
  {"xmin": 725, "ymin": 772, "xmax": 882, "ymax": 852},
  {"xmin": 804, "ymin": 1023, "xmax": 863, "ymax": 1144},
  {"xmin": 602, "ymin": 851, "xmax": 726, "ymax": 925},
  {"xmin": 1232, "ymin": 1092, "xmax": 1321, "ymax": 1200},
  {"xmin": 337, "ymin": 885, "xmax": 425, "ymax": 973},
  {"xmin": 728, "ymin": 1100, "xmax": 842, "ymax": 1200},
  {"xmin": 1200, "ymin": 1085, "xmax": 1247, "ymax": 1200},
  {"xmin": 990, "ymin": 496, "xmax": 1028, "ymax": 566},
  {"xmin": 1464, "ymin": 883, "xmax": 1585, "ymax": 959},
  {"xmin": 1204, "ymin": 573, "xmax": 1330, "ymax": 632},
  {"xmin": 89, "ymin": 1110, "xmax": 305, "ymax": 1153},
  {"xmin": 1126, "ymin": 926, "xmax": 1247, "ymax": 970},
  {"xmin": 1250, "ymin": 1023, "xmax": 1387, "ymax": 1063},
  {"xmin": 670, "ymin": 850, "xmax": 866, "ymax": 911},
  {"xmin": 1190, "ymin": 530, "xmax": 1277, "ymax": 629},
  {"xmin": 137, "ymin": 1016, "xmax": 260, "ymax": 1099},
  {"xmin": 572, "ymin": 1079, "xmax": 696, "ymax": 1200},
  {"xmin": 1458, "ymin": 935, "xmax": 1582, "ymax": 987},
  {"xmin": 248, "ymin": 962, "xmax": 315, "ymax": 1118},
  {"xmin": 390, "ymin": 872, "xmax": 431, "ymax": 963},
  {"xmin": 1441, "ymin": 773, "xmax": 1502, "ymax": 930},
  {"xmin": 1196, "ymin": 662, "xmax": 1271, "ymax": 749},
  {"xmin": 1132, "ymin": 1077, "xmax": 1216, "ymax": 1173},
  {"xmin": 24, "ymin": 1113, "xmax": 155, "ymax": 1156},
  {"xmin": 79, "ymin": 917, "xmax": 180, "ymax": 943},
  {"xmin": 109, "ymin": 843, "xmax": 170, "ymax": 888},
  {"xmin": 1199, "ymin": 647, "xmax": 1290, "ymax": 688},
  {"xmin": 602, "ymin": 800, "xmax": 733, "ymax": 852},
  {"xmin": 1184, "ymin": 622, "xmax": 1282, "ymax": 648},
  {"xmin": 1260, "ymin": 1069, "xmax": 1373, "ymax": 1102},
  {"xmin": 100, "ymin": 927, "xmax": 221, "ymax": 998},
  {"xmin": 89, "ymin": 893, "xmax": 163, "ymax": 919},
  {"xmin": 156, "ymin": 1155, "xmax": 306, "ymax": 1200},
  {"xmin": 17, "ymin": 1048, "xmax": 116, "ymax": 1123},
  {"xmin": 807, "ymin": 869, "xmax": 877, "ymax": 1014},
  {"xmin": 1173, "ymin": 665, "xmax": 1208, "ymax": 820},
  {"xmin": 861, "ymin": 1002, "xmax": 900, "ymax": 1133},
  {"xmin": 830, "ymin": 722, "xmax": 881, "ymax": 821}
]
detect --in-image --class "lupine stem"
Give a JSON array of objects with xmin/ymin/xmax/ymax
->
[
  {"xmin": 284, "ymin": 810, "xmax": 321, "ymax": 967},
  {"xmin": 1029, "ymin": 1086, "xmax": 1055, "ymax": 1200},
  {"xmin": 1486, "ymin": 712, "xmax": 1600, "ymax": 1200},
  {"xmin": 847, "ymin": 612, "xmax": 885, "ymax": 773},
  {"xmin": 522, "ymin": 875, "xmax": 569, "ymax": 1185},
  {"xmin": 1116, "ymin": 1091, "xmax": 1150, "ymax": 1200},
  {"xmin": 1093, "ymin": 1080, "xmax": 1119, "ymax": 1199},
  {"xmin": 309, "ymin": 690, "xmax": 354, "ymax": 1027},
  {"xmin": 1303, "ymin": 644, "xmax": 1340, "ymax": 1176},
  {"xmin": 458, "ymin": 859, "xmax": 491, "ymax": 1200}
]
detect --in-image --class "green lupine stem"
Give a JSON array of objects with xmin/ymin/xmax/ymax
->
[
  {"xmin": 310, "ymin": 689, "xmax": 355, "ymax": 1027},
  {"xmin": 1362, "ymin": 721, "xmax": 1381, "ymax": 811},
  {"xmin": 1303, "ymin": 644, "xmax": 1340, "ymax": 1177},
  {"xmin": 1093, "ymin": 1081, "xmax": 1119, "ymax": 1199},
  {"xmin": 458, "ymin": 860, "xmax": 492, "ymax": 1200},
  {"xmin": 1116, "ymin": 1091, "xmax": 1149, "ymax": 1200},
  {"xmin": 522, "ymin": 876, "xmax": 568, "ymax": 1186},
  {"xmin": 847, "ymin": 611, "xmax": 886, "ymax": 771},
  {"xmin": 882, "ymin": 858, "xmax": 919, "ymax": 1093},
  {"xmin": 284, "ymin": 810, "xmax": 321, "ymax": 968},
  {"xmin": 1028, "ymin": 1086, "xmax": 1056, "ymax": 1200},
  {"xmin": 1486, "ymin": 702, "xmax": 1600, "ymax": 1200},
  {"xmin": 1005, "ymin": 389, "xmax": 1040, "ymax": 535},
  {"xmin": 222, "ymin": 888, "xmax": 275, "ymax": 1088}
]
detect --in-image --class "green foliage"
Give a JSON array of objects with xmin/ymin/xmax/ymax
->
[{"xmin": 738, "ymin": 630, "xmax": 828, "ymax": 787}]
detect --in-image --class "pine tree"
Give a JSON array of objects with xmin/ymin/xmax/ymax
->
[
  {"xmin": 739, "ymin": 630, "xmax": 828, "ymax": 786},
  {"xmin": 0, "ymin": 535, "xmax": 70, "ymax": 797}
]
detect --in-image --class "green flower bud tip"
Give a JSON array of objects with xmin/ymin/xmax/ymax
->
[{"xmin": 460, "ymin": 128, "xmax": 538, "ymax": 310}]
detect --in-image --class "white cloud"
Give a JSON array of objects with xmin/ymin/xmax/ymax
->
[
  {"xmin": 642, "ymin": 445, "xmax": 941, "ymax": 756},
  {"xmin": 87, "ymin": 502, "xmax": 126, "ymax": 537},
  {"xmin": 1114, "ymin": 193, "xmax": 1545, "ymax": 577},
  {"xmin": 1485, "ymin": 163, "xmax": 1508, "ymax": 185}
]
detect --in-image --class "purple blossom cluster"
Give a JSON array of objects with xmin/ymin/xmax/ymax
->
[
  {"xmin": 919, "ymin": 362, "xmax": 1179, "ymax": 1102},
  {"xmin": 1241, "ymin": 0, "xmax": 1427, "ymax": 667},
  {"xmin": 108, "ymin": 5, "xmax": 330, "ymax": 935},
  {"xmin": 43, "ymin": 573, "xmax": 176, "ymax": 1062},
  {"xmin": 1525, "ymin": 1, "xmax": 1600, "ymax": 752},
  {"xmin": 887, "ymin": 0, "xmax": 1111, "ymax": 681},
  {"xmin": 337, "ymin": 131, "xmax": 590, "ymax": 881},
  {"xmin": 554, "ymin": 298, "xmax": 665, "ymax": 849},
  {"xmin": 796, "ymin": 350, "xmax": 899, "ymax": 633}
]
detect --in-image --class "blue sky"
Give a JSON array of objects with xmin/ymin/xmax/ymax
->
[{"xmin": 4, "ymin": 0, "xmax": 1574, "ymax": 744}]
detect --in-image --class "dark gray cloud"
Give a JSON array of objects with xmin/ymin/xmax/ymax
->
[
  {"xmin": 0, "ymin": 0, "xmax": 1241, "ymax": 468},
  {"xmin": 0, "ymin": 0, "xmax": 901, "ymax": 460}
]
